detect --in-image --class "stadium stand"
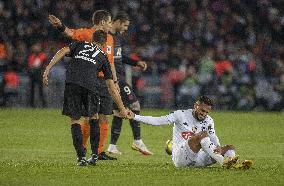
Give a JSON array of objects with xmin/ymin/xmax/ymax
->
[{"xmin": 0, "ymin": 0, "xmax": 283, "ymax": 110}]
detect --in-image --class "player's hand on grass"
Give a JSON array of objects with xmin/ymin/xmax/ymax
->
[
  {"xmin": 43, "ymin": 69, "xmax": 50, "ymax": 86},
  {"xmin": 48, "ymin": 15, "xmax": 62, "ymax": 27},
  {"xmin": 137, "ymin": 61, "xmax": 147, "ymax": 71}
]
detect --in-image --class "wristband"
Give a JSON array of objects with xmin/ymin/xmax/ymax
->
[{"xmin": 57, "ymin": 24, "xmax": 66, "ymax": 32}]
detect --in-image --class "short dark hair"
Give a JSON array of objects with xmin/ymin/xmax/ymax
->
[
  {"xmin": 92, "ymin": 30, "xmax": 107, "ymax": 45},
  {"xmin": 92, "ymin": 10, "xmax": 111, "ymax": 25},
  {"xmin": 196, "ymin": 96, "xmax": 213, "ymax": 106},
  {"xmin": 113, "ymin": 11, "xmax": 130, "ymax": 22}
]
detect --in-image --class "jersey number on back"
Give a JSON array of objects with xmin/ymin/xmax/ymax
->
[{"xmin": 79, "ymin": 44, "xmax": 100, "ymax": 58}]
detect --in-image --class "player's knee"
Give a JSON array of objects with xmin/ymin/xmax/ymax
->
[{"xmin": 129, "ymin": 101, "xmax": 140, "ymax": 111}]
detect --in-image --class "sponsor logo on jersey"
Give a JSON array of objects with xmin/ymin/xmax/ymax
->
[
  {"xmin": 181, "ymin": 131, "xmax": 194, "ymax": 140},
  {"xmin": 74, "ymin": 55, "xmax": 97, "ymax": 65},
  {"xmin": 114, "ymin": 47, "xmax": 122, "ymax": 59},
  {"xmin": 106, "ymin": 46, "xmax": 112, "ymax": 54}
]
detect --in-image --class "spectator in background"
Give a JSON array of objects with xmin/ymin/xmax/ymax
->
[
  {"xmin": 0, "ymin": 0, "xmax": 283, "ymax": 111},
  {"xmin": 27, "ymin": 42, "xmax": 47, "ymax": 107},
  {"xmin": 178, "ymin": 65, "xmax": 200, "ymax": 109},
  {"xmin": 2, "ymin": 65, "xmax": 19, "ymax": 107},
  {"xmin": 0, "ymin": 38, "xmax": 9, "ymax": 73}
]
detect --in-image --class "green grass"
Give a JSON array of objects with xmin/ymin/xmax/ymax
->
[{"xmin": 0, "ymin": 109, "xmax": 283, "ymax": 186}]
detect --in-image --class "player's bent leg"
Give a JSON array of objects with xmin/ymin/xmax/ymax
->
[
  {"xmin": 195, "ymin": 131, "xmax": 225, "ymax": 165},
  {"xmin": 129, "ymin": 102, "xmax": 153, "ymax": 155},
  {"xmin": 172, "ymin": 140, "xmax": 198, "ymax": 167},
  {"xmin": 70, "ymin": 118, "xmax": 88, "ymax": 166}
]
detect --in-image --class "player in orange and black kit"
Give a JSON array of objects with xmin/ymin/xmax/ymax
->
[{"xmin": 49, "ymin": 10, "xmax": 118, "ymax": 160}]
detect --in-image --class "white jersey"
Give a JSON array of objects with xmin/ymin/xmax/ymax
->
[
  {"xmin": 134, "ymin": 109, "xmax": 220, "ymax": 157},
  {"xmin": 166, "ymin": 109, "xmax": 220, "ymax": 153}
]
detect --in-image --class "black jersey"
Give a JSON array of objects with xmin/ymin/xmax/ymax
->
[
  {"xmin": 66, "ymin": 41, "xmax": 113, "ymax": 92},
  {"xmin": 113, "ymin": 33, "xmax": 140, "ymax": 81},
  {"xmin": 113, "ymin": 33, "xmax": 125, "ymax": 81}
]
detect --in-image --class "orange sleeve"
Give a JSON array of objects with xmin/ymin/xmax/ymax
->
[
  {"xmin": 103, "ymin": 34, "xmax": 114, "ymax": 64},
  {"xmin": 69, "ymin": 28, "xmax": 95, "ymax": 42},
  {"xmin": 98, "ymin": 34, "xmax": 114, "ymax": 78}
]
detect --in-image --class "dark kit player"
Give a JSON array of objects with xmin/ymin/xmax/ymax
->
[{"xmin": 43, "ymin": 30, "xmax": 127, "ymax": 166}]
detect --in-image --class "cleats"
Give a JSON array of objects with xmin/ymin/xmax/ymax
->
[
  {"xmin": 222, "ymin": 156, "xmax": 253, "ymax": 170},
  {"xmin": 107, "ymin": 144, "xmax": 122, "ymax": 155},
  {"xmin": 222, "ymin": 156, "xmax": 239, "ymax": 169},
  {"xmin": 132, "ymin": 139, "xmax": 153, "ymax": 155},
  {"xmin": 77, "ymin": 157, "xmax": 88, "ymax": 166},
  {"xmin": 88, "ymin": 154, "xmax": 98, "ymax": 166},
  {"xmin": 98, "ymin": 152, "xmax": 117, "ymax": 160},
  {"xmin": 232, "ymin": 160, "xmax": 253, "ymax": 170}
]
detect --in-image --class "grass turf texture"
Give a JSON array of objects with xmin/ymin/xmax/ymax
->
[{"xmin": 0, "ymin": 109, "xmax": 283, "ymax": 186}]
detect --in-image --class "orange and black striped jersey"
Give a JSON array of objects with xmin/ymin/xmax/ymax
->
[{"xmin": 70, "ymin": 28, "xmax": 114, "ymax": 77}]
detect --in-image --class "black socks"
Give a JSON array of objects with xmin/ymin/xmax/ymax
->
[
  {"xmin": 110, "ymin": 116, "xmax": 123, "ymax": 145},
  {"xmin": 71, "ymin": 123, "xmax": 85, "ymax": 158},
  {"xmin": 89, "ymin": 119, "xmax": 100, "ymax": 155},
  {"xmin": 130, "ymin": 110, "xmax": 141, "ymax": 140},
  {"xmin": 110, "ymin": 110, "xmax": 141, "ymax": 145}
]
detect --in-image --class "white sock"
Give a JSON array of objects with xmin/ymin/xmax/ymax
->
[
  {"xmin": 224, "ymin": 150, "xmax": 235, "ymax": 158},
  {"xmin": 200, "ymin": 137, "xmax": 224, "ymax": 165},
  {"xmin": 134, "ymin": 139, "xmax": 142, "ymax": 144}
]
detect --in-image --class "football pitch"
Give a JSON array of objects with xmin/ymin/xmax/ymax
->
[{"xmin": 0, "ymin": 109, "xmax": 283, "ymax": 186}]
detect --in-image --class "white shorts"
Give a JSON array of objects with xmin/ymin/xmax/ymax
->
[{"xmin": 172, "ymin": 141, "xmax": 214, "ymax": 168}]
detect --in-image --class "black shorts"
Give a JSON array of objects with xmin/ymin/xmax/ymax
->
[
  {"xmin": 62, "ymin": 83, "xmax": 100, "ymax": 120},
  {"xmin": 98, "ymin": 78, "xmax": 113, "ymax": 115},
  {"xmin": 113, "ymin": 81, "xmax": 138, "ymax": 110}
]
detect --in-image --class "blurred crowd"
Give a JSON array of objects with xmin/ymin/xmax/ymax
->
[{"xmin": 0, "ymin": 0, "xmax": 283, "ymax": 110}]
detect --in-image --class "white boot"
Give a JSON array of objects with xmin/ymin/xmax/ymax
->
[
  {"xmin": 107, "ymin": 144, "xmax": 122, "ymax": 155},
  {"xmin": 132, "ymin": 139, "xmax": 153, "ymax": 155}
]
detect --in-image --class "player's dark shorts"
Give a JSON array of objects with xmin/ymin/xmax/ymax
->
[
  {"xmin": 62, "ymin": 83, "xmax": 100, "ymax": 120},
  {"xmin": 113, "ymin": 81, "xmax": 138, "ymax": 110},
  {"xmin": 98, "ymin": 78, "xmax": 113, "ymax": 115}
]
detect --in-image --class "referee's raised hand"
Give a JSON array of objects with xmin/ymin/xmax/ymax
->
[{"xmin": 48, "ymin": 15, "xmax": 62, "ymax": 28}]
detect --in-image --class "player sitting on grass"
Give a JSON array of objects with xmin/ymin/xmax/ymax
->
[{"xmin": 127, "ymin": 96, "xmax": 253, "ymax": 169}]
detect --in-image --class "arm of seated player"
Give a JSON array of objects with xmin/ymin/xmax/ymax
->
[
  {"xmin": 127, "ymin": 109, "xmax": 181, "ymax": 125},
  {"xmin": 132, "ymin": 114, "xmax": 172, "ymax": 126},
  {"xmin": 207, "ymin": 122, "xmax": 221, "ymax": 147},
  {"xmin": 48, "ymin": 15, "xmax": 91, "ymax": 41},
  {"xmin": 43, "ymin": 47, "xmax": 70, "ymax": 86}
]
